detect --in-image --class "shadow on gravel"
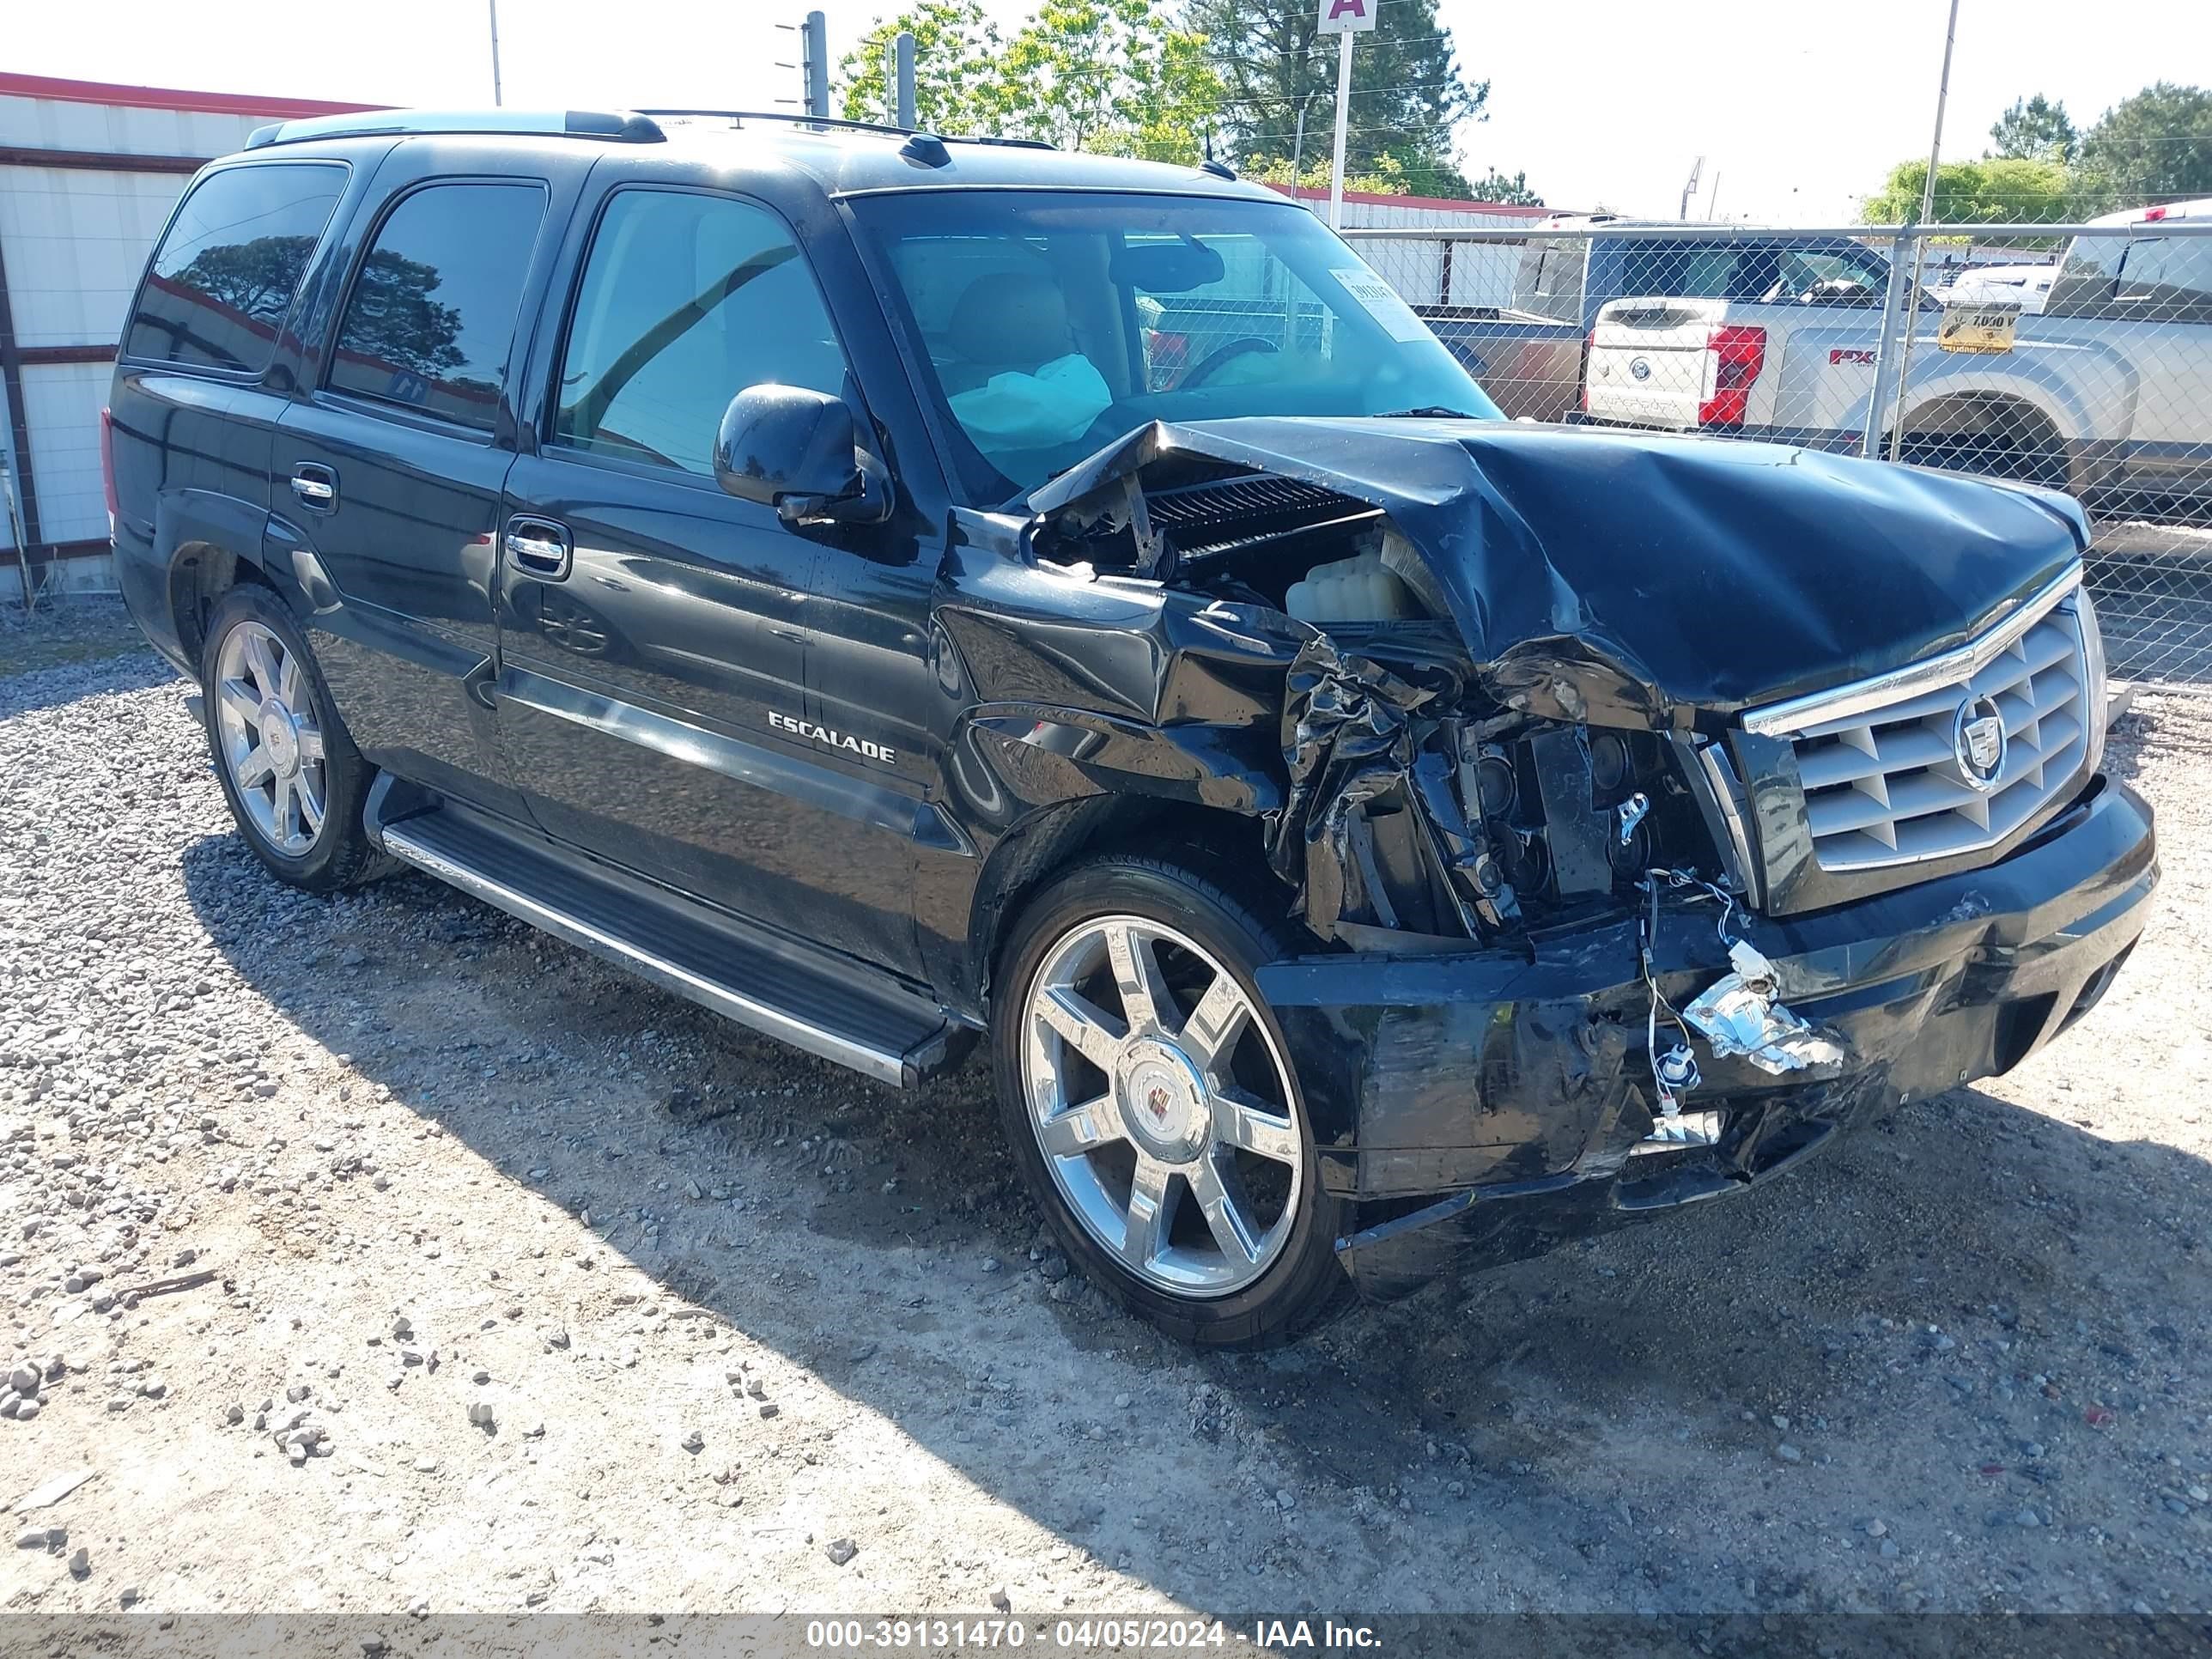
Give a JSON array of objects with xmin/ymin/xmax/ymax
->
[{"xmin": 179, "ymin": 825, "xmax": 2212, "ymax": 1614}]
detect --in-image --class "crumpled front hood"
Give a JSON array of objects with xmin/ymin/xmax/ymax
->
[{"xmin": 1030, "ymin": 417, "xmax": 2086, "ymax": 724}]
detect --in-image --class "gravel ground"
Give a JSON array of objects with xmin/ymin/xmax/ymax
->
[{"xmin": 2, "ymin": 600, "xmax": 2209, "ymax": 1620}]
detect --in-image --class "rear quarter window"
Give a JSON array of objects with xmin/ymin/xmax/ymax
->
[{"xmin": 125, "ymin": 162, "xmax": 347, "ymax": 373}]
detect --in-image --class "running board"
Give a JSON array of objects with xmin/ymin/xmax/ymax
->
[{"xmin": 377, "ymin": 807, "xmax": 956, "ymax": 1087}]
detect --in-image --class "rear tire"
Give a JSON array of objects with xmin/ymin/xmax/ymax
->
[
  {"xmin": 200, "ymin": 583, "xmax": 392, "ymax": 893},
  {"xmin": 990, "ymin": 854, "xmax": 1351, "ymax": 1348}
]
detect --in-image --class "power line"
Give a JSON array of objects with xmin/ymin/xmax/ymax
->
[
  {"xmin": 1182, "ymin": 32, "xmax": 1462, "ymax": 62},
  {"xmin": 1212, "ymin": 80, "xmax": 1479, "ymax": 106}
]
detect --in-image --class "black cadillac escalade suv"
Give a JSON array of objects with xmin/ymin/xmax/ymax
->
[{"xmin": 108, "ymin": 108, "xmax": 2156, "ymax": 1346}]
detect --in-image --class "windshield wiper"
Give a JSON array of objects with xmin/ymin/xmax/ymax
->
[{"xmin": 1373, "ymin": 405, "xmax": 1484, "ymax": 420}]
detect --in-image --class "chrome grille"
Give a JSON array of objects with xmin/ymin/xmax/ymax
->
[{"xmin": 1744, "ymin": 573, "xmax": 2099, "ymax": 873}]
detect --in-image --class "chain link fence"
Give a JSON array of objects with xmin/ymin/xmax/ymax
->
[{"xmin": 1344, "ymin": 216, "xmax": 2212, "ymax": 688}]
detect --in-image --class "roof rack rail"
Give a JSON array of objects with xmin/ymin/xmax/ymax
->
[
  {"xmin": 949, "ymin": 133, "xmax": 1057, "ymax": 152},
  {"xmin": 245, "ymin": 108, "xmax": 665, "ymax": 150},
  {"xmin": 638, "ymin": 108, "xmax": 1056, "ymax": 151},
  {"xmin": 636, "ymin": 107, "xmax": 909, "ymax": 138}
]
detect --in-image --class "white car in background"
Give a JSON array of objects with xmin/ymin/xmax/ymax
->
[
  {"xmin": 1938, "ymin": 263, "xmax": 2057, "ymax": 314},
  {"xmin": 1582, "ymin": 200, "xmax": 2212, "ymax": 509}
]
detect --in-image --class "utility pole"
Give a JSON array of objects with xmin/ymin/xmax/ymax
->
[
  {"xmin": 1290, "ymin": 89, "xmax": 1319, "ymax": 212},
  {"xmin": 884, "ymin": 30, "xmax": 916, "ymax": 128},
  {"xmin": 488, "ymin": 0, "xmax": 503, "ymax": 106},
  {"xmin": 1678, "ymin": 155, "xmax": 1703, "ymax": 220},
  {"xmin": 801, "ymin": 10, "xmax": 830, "ymax": 119},
  {"xmin": 1316, "ymin": 0, "xmax": 1376, "ymax": 229},
  {"xmin": 1327, "ymin": 30, "xmax": 1353, "ymax": 228},
  {"xmin": 1886, "ymin": 0, "xmax": 1961, "ymax": 463}
]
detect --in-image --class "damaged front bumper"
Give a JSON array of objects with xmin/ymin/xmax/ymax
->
[{"xmin": 1255, "ymin": 774, "xmax": 2157, "ymax": 1302}]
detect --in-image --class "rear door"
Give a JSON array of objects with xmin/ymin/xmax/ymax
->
[
  {"xmin": 492, "ymin": 179, "xmax": 915, "ymax": 963},
  {"xmin": 274, "ymin": 146, "xmax": 567, "ymax": 817}
]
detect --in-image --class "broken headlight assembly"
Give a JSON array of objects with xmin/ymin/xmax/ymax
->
[
  {"xmin": 1459, "ymin": 721, "xmax": 1712, "ymax": 924},
  {"xmin": 1267, "ymin": 629, "xmax": 1733, "ymax": 954}
]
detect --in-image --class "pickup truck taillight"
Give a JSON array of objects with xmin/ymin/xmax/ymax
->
[
  {"xmin": 1698, "ymin": 325, "xmax": 1767, "ymax": 427},
  {"xmin": 1580, "ymin": 328, "xmax": 1594, "ymax": 413}
]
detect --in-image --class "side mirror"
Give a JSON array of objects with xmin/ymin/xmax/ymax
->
[{"xmin": 713, "ymin": 385, "xmax": 889, "ymax": 526}]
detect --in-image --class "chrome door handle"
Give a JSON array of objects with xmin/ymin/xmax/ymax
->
[
  {"xmin": 503, "ymin": 516, "xmax": 572, "ymax": 580},
  {"xmin": 290, "ymin": 465, "xmax": 337, "ymax": 508}
]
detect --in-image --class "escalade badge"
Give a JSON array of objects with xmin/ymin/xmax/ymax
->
[
  {"xmin": 1954, "ymin": 694, "xmax": 2007, "ymax": 789},
  {"xmin": 767, "ymin": 709, "xmax": 896, "ymax": 765}
]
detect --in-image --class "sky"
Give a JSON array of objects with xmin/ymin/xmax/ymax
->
[{"xmin": 12, "ymin": 0, "xmax": 2209, "ymax": 222}]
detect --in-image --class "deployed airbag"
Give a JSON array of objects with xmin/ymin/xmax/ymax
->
[{"xmin": 949, "ymin": 353, "xmax": 1112, "ymax": 449}]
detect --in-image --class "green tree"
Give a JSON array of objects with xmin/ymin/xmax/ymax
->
[
  {"xmin": 2073, "ymin": 82, "xmax": 2212, "ymax": 210},
  {"xmin": 1175, "ymin": 0, "xmax": 1487, "ymax": 196},
  {"xmin": 1242, "ymin": 152, "xmax": 1428, "ymax": 198},
  {"xmin": 837, "ymin": 0, "xmax": 1007, "ymax": 133},
  {"xmin": 1468, "ymin": 167, "xmax": 1542, "ymax": 207},
  {"xmin": 838, "ymin": 0, "xmax": 1220, "ymax": 161},
  {"xmin": 180, "ymin": 235, "xmax": 468, "ymax": 376},
  {"xmin": 173, "ymin": 236, "xmax": 319, "ymax": 325},
  {"xmin": 1988, "ymin": 94, "xmax": 2076, "ymax": 163},
  {"xmin": 1861, "ymin": 156, "xmax": 2073, "ymax": 226},
  {"xmin": 996, "ymin": 0, "xmax": 1224, "ymax": 159},
  {"xmin": 333, "ymin": 249, "xmax": 468, "ymax": 378}
]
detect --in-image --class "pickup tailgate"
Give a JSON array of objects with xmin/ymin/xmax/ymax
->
[
  {"xmin": 1589, "ymin": 298, "xmax": 1783, "ymax": 434},
  {"xmin": 1585, "ymin": 298, "xmax": 1735, "ymax": 427}
]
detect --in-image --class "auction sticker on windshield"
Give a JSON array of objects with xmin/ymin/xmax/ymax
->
[
  {"xmin": 1332, "ymin": 266, "xmax": 1432, "ymax": 343},
  {"xmin": 1938, "ymin": 301, "xmax": 2022, "ymax": 354}
]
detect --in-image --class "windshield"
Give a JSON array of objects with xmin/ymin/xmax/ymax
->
[{"xmin": 846, "ymin": 191, "xmax": 1499, "ymax": 502}]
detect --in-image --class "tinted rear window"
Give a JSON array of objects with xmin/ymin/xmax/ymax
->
[
  {"xmin": 2113, "ymin": 235, "xmax": 2212, "ymax": 324},
  {"xmin": 125, "ymin": 163, "xmax": 346, "ymax": 372},
  {"xmin": 1514, "ymin": 238, "xmax": 1583, "ymax": 321},
  {"xmin": 327, "ymin": 181, "xmax": 547, "ymax": 432},
  {"xmin": 1619, "ymin": 242, "xmax": 1750, "ymax": 301}
]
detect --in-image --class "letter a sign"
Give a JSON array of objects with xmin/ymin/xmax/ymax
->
[{"xmin": 1317, "ymin": 0, "xmax": 1376, "ymax": 32}]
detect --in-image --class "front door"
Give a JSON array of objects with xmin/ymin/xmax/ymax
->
[
  {"xmin": 493, "ymin": 182, "xmax": 919, "ymax": 968},
  {"xmin": 276, "ymin": 160, "xmax": 556, "ymax": 816}
]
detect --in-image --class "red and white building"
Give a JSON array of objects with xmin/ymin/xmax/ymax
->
[
  {"xmin": 0, "ymin": 72, "xmax": 375, "ymax": 601},
  {"xmin": 1266, "ymin": 184, "xmax": 1553, "ymax": 308}
]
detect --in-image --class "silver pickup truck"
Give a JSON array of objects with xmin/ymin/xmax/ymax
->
[
  {"xmin": 1413, "ymin": 217, "xmax": 1896, "ymax": 424},
  {"xmin": 1583, "ymin": 201, "xmax": 2212, "ymax": 512}
]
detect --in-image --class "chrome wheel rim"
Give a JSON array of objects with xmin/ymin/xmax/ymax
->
[
  {"xmin": 212, "ymin": 620, "xmax": 327, "ymax": 858},
  {"xmin": 1020, "ymin": 915, "xmax": 1304, "ymax": 1298}
]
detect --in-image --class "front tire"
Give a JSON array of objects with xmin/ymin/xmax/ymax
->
[
  {"xmin": 991, "ymin": 854, "xmax": 1349, "ymax": 1347},
  {"xmin": 200, "ymin": 583, "xmax": 388, "ymax": 893}
]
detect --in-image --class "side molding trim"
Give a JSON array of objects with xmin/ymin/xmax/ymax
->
[{"xmin": 498, "ymin": 665, "xmax": 971, "ymax": 854}]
